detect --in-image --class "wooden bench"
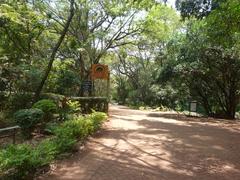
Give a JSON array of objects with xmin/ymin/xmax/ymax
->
[{"xmin": 0, "ymin": 126, "xmax": 20, "ymax": 144}]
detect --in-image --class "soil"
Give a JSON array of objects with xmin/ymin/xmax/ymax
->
[{"xmin": 37, "ymin": 105, "xmax": 240, "ymax": 180}]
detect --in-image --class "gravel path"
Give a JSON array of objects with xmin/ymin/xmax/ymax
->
[{"xmin": 39, "ymin": 105, "xmax": 240, "ymax": 180}]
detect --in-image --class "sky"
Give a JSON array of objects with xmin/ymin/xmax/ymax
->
[{"xmin": 167, "ymin": 0, "xmax": 176, "ymax": 8}]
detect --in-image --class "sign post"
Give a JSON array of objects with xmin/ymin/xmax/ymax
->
[
  {"xmin": 82, "ymin": 80, "xmax": 92, "ymax": 96},
  {"xmin": 189, "ymin": 100, "xmax": 197, "ymax": 116},
  {"xmin": 91, "ymin": 64, "xmax": 109, "ymax": 97}
]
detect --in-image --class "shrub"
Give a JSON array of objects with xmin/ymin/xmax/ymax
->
[
  {"xmin": 52, "ymin": 135, "xmax": 77, "ymax": 154},
  {"xmin": 0, "ymin": 141, "xmax": 56, "ymax": 179},
  {"xmin": 89, "ymin": 112, "xmax": 107, "ymax": 131},
  {"xmin": 33, "ymin": 99, "xmax": 57, "ymax": 115},
  {"xmin": 66, "ymin": 100, "xmax": 81, "ymax": 114},
  {"xmin": 70, "ymin": 97, "xmax": 108, "ymax": 113},
  {"xmin": 32, "ymin": 99, "xmax": 57, "ymax": 122},
  {"xmin": 7, "ymin": 93, "xmax": 33, "ymax": 111},
  {"xmin": 0, "ymin": 111, "xmax": 107, "ymax": 179},
  {"xmin": 0, "ymin": 144, "xmax": 34, "ymax": 178},
  {"xmin": 59, "ymin": 99, "xmax": 81, "ymax": 121},
  {"xmin": 40, "ymin": 93, "xmax": 65, "ymax": 104},
  {"xmin": 44, "ymin": 122, "xmax": 59, "ymax": 134},
  {"xmin": 14, "ymin": 108, "xmax": 44, "ymax": 139},
  {"xmin": 54, "ymin": 112, "xmax": 107, "ymax": 141},
  {"xmin": 59, "ymin": 117, "xmax": 93, "ymax": 139},
  {"xmin": 33, "ymin": 138, "xmax": 58, "ymax": 164}
]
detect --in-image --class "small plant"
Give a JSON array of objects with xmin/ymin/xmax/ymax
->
[
  {"xmin": 58, "ymin": 117, "xmax": 93, "ymax": 139},
  {"xmin": 0, "ymin": 144, "xmax": 34, "ymax": 178},
  {"xmin": 14, "ymin": 108, "xmax": 44, "ymax": 139},
  {"xmin": 67, "ymin": 100, "xmax": 81, "ymax": 114},
  {"xmin": 89, "ymin": 112, "xmax": 107, "ymax": 131},
  {"xmin": 33, "ymin": 138, "xmax": 58, "ymax": 164},
  {"xmin": 52, "ymin": 134, "xmax": 77, "ymax": 154},
  {"xmin": 59, "ymin": 99, "xmax": 81, "ymax": 121},
  {"xmin": 33, "ymin": 99, "xmax": 57, "ymax": 122},
  {"xmin": 0, "ymin": 142, "xmax": 55, "ymax": 179}
]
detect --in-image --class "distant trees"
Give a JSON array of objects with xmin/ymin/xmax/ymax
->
[
  {"xmin": 160, "ymin": 0, "xmax": 240, "ymax": 119},
  {"xmin": 111, "ymin": 3, "xmax": 181, "ymax": 107}
]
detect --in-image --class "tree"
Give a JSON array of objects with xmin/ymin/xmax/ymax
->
[
  {"xmin": 175, "ymin": 0, "xmax": 227, "ymax": 19},
  {"xmin": 34, "ymin": 0, "xmax": 75, "ymax": 100},
  {"xmin": 110, "ymin": 3, "xmax": 181, "ymax": 106},
  {"xmin": 161, "ymin": 0, "xmax": 240, "ymax": 119},
  {"xmin": 0, "ymin": 1, "xmax": 48, "ymax": 94}
]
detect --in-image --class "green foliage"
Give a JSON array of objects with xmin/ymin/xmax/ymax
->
[
  {"xmin": 44, "ymin": 122, "xmax": 59, "ymax": 134},
  {"xmin": 70, "ymin": 97, "xmax": 108, "ymax": 114},
  {"xmin": 160, "ymin": 0, "xmax": 240, "ymax": 119},
  {"xmin": 175, "ymin": 0, "xmax": 221, "ymax": 19},
  {"xmin": 52, "ymin": 133, "xmax": 77, "ymax": 154},
  {"xmin": 0, "ymin": 112, "xmax": 107, "ymax": 179},
  {"xmin": 66, "ymin": 100, "xmax": 81, "ymax": 114},
  {"xmin": 0, "ymin": 144, "xmax": 30, "ymax": 171},
  {"xmin": 32, "ymin": 99, "xmax": 57, "ymax": 115},
  {"xmin": 55, "ymin": 112, "xmax": 107, "ymax": 140},
  {"xmin": 56, "ymin": 119, "xmax": 91, "ymax": 140},
  {"xmin": 7, "ymin": 93, "xmax": 33, "ymax": 111},
  {"xmin": 144, "ymin": 4, "xmax": 180, "ymax": 41},
  {"xmin": 40, "ymin": 93, "xmax": 65, "ymax": 105},
  {"xmin": 32, "ymin": 99, "xmax": 57, "ymax": 123},
  {"xmin": 58, "ymin": 99, "xmax": 81, "ymax": 121},
  {"xmin": 0, "ymin": 144, "xmax": 35, "ymax": 179},
  {"xmin": 33, "ymin": 139, "xmax": 57, "ymax": 165},
  {"xmin": 89, "ymin": 111, "xmax": 108, "ymax": 129},
  {"xmin": 47, "ymin": 60, "xmax": 81, "ymax": 96},
  {"xmin": 16, "ymin": 66, "xmax": 43, "ymax": 92},
  {"xmin": 14, "ymin": 108, "xmax": 44, "ymax": 138}
]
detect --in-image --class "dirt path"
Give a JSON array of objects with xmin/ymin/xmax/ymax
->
[{"xmin": 39, "ymin": 105, "xmax": 240, "ymax": 180}]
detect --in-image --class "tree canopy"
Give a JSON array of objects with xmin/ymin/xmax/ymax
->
[{"xmin": 1, "ymin": 0, "xmax": 240, "ymax": 119}]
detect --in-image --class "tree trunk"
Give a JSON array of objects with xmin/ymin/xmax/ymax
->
[{"xmin": 34, "ymin": 0, "xmax": 75, "ymax": 101}]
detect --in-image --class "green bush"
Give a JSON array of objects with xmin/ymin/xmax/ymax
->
[
  {"xmin": 40, "ymin": 93, "xmax": 65, "ymax": 105},
  {"xmin": 14, "ymin": 108, "xmax": 44, "ymax": 138},
  {"xmin": 70, "ymin": 97, "xmax": 108, "ymax": 114},
  {"xmin": 44, "ymin": 122, "xmax": 59, "ymax": 134},
  {"xmin": 33, "ymin": 99, "xmax": 57, "ymax": 123},
  {"xmin": 0, "ymin": 112, "xmax": 107, "ymax": 179},
  {"xmin": 0, "ymin": 144, "xmax": 35, "ymax": 178},
  {"xmin": 58, "ymin": 117, "xmax": 93, "ymax": 139},
  {"xmin": 59, "ymin": 99, "xmax": 81, "ymax": 121},
  {"xmin": 7, "ymin": 93, "xmax": 33, "ymax": 111},
  {"xmin": 66, "ymin": 100, "xmax": 81, "ymax": 114},
  {"xmin": 33, "ymin": 99, "xmax": 57, "ymax": 115},
  {"xmin": 52, "ymin": 135, "xmax": 77, "ymax": 154},
  {"xmin": 89, "ymin": 112, "xmax": 107, "ymax": 131},
  {"xmin": 33, "ymin": 138, "xmax": 58, "ymax": 164}
]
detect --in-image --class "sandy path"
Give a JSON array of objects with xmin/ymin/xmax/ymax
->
[{"xmin": 38, "ymin": 105, "xmax": 240, "ymax": 180}]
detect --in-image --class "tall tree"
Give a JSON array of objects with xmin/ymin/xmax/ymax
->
[
  {"xmin": 161, "ymin": 0, "xmax": 240, "ymax": 119},
  {"xmin": 34, "ymin": 0, "xmax": 75, "ymax": 100}
]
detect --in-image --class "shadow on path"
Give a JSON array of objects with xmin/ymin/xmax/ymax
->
[{"xmin": 39, "ymin": 105, "xmax": 240, "ymax": 180}]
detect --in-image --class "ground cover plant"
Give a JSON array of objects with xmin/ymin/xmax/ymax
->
[{"xmin": 0, "ymin": 112, "xmax": 107, "ymax": 179}]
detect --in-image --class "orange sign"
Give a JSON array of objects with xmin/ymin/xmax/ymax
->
[{"xmin": 91, "ymin": 64, "xmax": 109, "ymax": 80}]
